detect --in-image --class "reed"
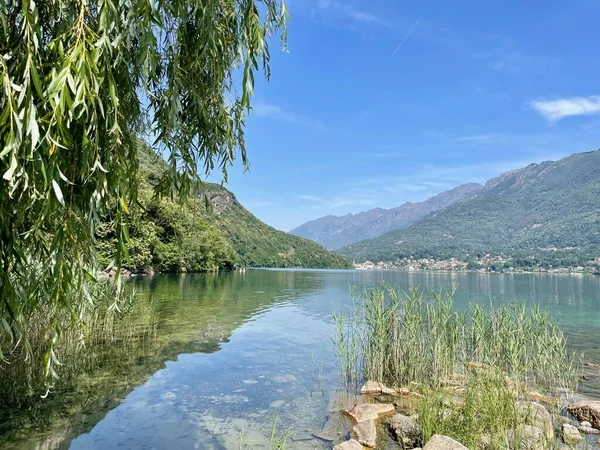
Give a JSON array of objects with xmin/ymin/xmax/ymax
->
[
  {"xmin": 0, "ymin": 281, "xmax": 158, "ymax": 407},
  {"xmin": 334, "ymin": 284, "xmax": 579, "ymax": 394}
]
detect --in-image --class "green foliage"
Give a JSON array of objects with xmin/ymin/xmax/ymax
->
[
  {"xmin": 335, "ymin": 285, "xmax": 580, "ymax": 448},
  {"xmin": 0, "ymin": 0, "xmax": 287, "ymax": 369},
  {"xmin": 95, "ymin": 148, "xmax": 351, "ymax": 272},
  {"xmin": 334, "ymin": 285, "xmax": 578, "ymax": 392},
  {"xmin": 338, "ymin": 151, "xmax": 600, "ymax": 267}
]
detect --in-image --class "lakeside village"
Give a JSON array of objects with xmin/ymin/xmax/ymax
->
[{"xmin": 353, "ymin": 253, "xmax": 600, "ymax": 274}]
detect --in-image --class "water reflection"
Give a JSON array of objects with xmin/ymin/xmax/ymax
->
[{"xmin": 1, "ymin": 270, "xmax": 600, "ymax": 449}]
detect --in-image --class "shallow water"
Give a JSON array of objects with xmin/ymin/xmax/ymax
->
[{"xmin": 2, "ymin": 269, "xmax": 600, "ymax": 449}]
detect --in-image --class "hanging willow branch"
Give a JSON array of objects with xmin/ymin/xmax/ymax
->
[{"xmin": 0, "ymin": 0, "xmax": 287, "ymax": 377}]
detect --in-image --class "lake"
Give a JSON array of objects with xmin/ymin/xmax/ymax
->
[{"xmin": 2, "ymin": 269, "xmax": 600, "ymax": 449}]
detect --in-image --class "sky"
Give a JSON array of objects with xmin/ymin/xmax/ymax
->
[{"xmin": 218, "ymin": 0, "xmax": 600, "ymax": 231}]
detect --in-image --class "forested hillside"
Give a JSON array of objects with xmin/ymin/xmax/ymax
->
[
  {"xmin": 338, "ymin": 150, "xmax": 600, "ymax": 267},
  {"xmin": 97, "ymin": 149, "xmax": 351, "ymax": 272}
]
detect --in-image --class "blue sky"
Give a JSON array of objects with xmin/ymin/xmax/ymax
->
[{"xmin": 220, "ymin": 0, "xmax": 600, "ymax": 231}]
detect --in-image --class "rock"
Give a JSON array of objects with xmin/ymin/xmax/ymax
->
[
  {"xmin": 313, "ymin": 411, "xmax": 346, "ymax": 442},
  {"xmin": 333, "ymin": 439, "xmax": 364, "ymax": 450},
  {"xmin": 527, "ymin": 391, "xmax": 560, "ymax": 406},
  {"xmin": 388, "ymin": 413, "xmax": 420, "ymax": 448},
  {"xmin": 585, "ymin": 362, "xmax": 600, "ymax": 368},
  {"xmin": 360, "ymin": 381, "xmax": 383, "ymax": 395},
  {"xmin": 562, "ymin": 423, "xmax": 583, "ymax": 445},
  {"xmin": 552, "ymin": 414, "xmax": 572, "ymax": 426},
  {"xmin": 327, "ymin": 391, "xmax": 362, "ymax": 413},
  {"xmin": 581, "ymin": 421, "xmax": 592, "ymax": 428},
  {"xmin": 515, "ymin": 401, "xmax": 554, "ymax": 441},
  {"xmin": 382, "ymin": 385, "xmax": 397, "ymax": 395},
  {"xmin": 345, "ymin": 403, "xmax": 396, "ymax": 423},
  {"xmin": 568, "ymin": 400, "xmax": 600, "ymax": 429},
  {"xmin": 351, "ymin": 419, "xmax": 377, "ymax": 448},
  {"xmin": 269, "ymin": 400, "xmax": 285, "ymax": 408},
  {"xmin": 423, "ymin": 434, "xmax": 468, "ymax": 450},
  {"xmin": 506, "ymin": 425, "xmax": 547, "ymax": 450},
  {"xmin": 579, "ymin": 425, "xmax": 600, "ymax": 435}
]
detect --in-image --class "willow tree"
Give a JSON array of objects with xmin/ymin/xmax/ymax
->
[{"xmin": 0, "ymin": 0, "xmax": 287, "ymax": 373}]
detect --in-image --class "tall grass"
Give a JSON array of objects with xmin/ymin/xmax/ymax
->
[
  {"xmin": 0, "ymin": 281, "xmax": 158, "ymax": 407},
  {"xmin": 334, "ymin": 285, "xmax": 579, "ymax": 394},
  {"xmin": 334, "ymin": 285, "xmax": 580, "ymax": 448}
]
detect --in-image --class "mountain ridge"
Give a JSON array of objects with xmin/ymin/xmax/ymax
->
[
  {"xmin": 337, "ymin": 150, "xmax": 600, "ymax": 268},
  {"xmin": 290, "ymin": 183, "xmax": 484, "ymax": 249}
]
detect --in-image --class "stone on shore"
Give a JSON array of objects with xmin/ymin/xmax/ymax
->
[
  {"xmin": 568, "ymin": 401, "xmax": 600, "ymax": 429},
  {"xmin": 527, "ymin": 391, "xmax": 559, "ymax": 406},
  {"xmin": 360, "ymin": 381, "xmax": 383, "ymax": 395},
  {"xmin": 351, "ymin": 419, "xmax": 377, "ymax": 448},
  {"xmin": 562, "ymin": 423, "xmax": 583, "ymax": 445},
  {"xmin": 506, "ymin": 425, "xmax": 547, "ymax": 450},
  {"xmin": 344, "ymin": 403, "xmax": 396, "ymax": 423},
  {"xmin": 333, "ymin": 439, "xmax": 364, "ymax": 450},
  {"xmin": 388, "ymin": 413, "xmax": 420, "ymax": 448},
  {"xmin": 516, "ymin": 401, "xmax": 553, "ymax": 441},
  {"xmin": 423, "ymin": 434, "xmax": 468, "ymax": 450},
  {"xmin": 579, "ymin": 425, "xmax": 600, "ymax": 435}
]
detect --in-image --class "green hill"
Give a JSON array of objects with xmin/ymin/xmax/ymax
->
[
  {"xmin": 338, "ymin": 150, "xmax": 600, "ymax": 268},
  {"xmin": 96, "ymin": 149, "xmax": 350, "ymax": 271}
]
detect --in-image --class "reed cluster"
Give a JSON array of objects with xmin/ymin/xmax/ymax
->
[
  {"xmin": 0, "ymin": 282, "xmax": 158, "ymax": 407},
  {"xmin": 335, "ymin": 285, "xmax": 578, "ymax": 392}
]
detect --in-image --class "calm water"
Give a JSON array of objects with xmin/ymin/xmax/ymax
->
[{"xmin": 3, "ymin": 269, "xmax": 600, "ymax": 449}]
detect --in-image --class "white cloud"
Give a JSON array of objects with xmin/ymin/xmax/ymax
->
[
  {"xmin": 252, "ymin": 102, "xmax": 329, "ymax": 130},
  {"xmin": 530, "ymin": 96, "xmax": 600, "ymax": 122},
  {"xmin": 316, "ymin": 0, "xmax": 391, "ymax": 28}
]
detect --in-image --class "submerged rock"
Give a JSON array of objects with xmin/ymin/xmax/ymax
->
[
  {"xmin": 344, "ymin": 402, "xmax": 396, "ymax": 423},
  {"xmin": 269, "ymin": 400, "xmax": 285, "ymax": 408},
  {"xmin": 388, "ymin": 413, "xmax": 421, "ymax": 448},
  {"xmin": 562, "ymin": 423, "xmax": 583, "ymax": 445},
  {"xmin": 568, "ymin": 400, "xmax": 600, "ymax": 429},
  {"xmin": 515, "ymin": 401, "xmax": 554, "ymax": 441},
  {"xmin": 351, "ymin": 419, "xmax": 377, "ymax": 448},
  {"xmin": 313, "ymin": 411, "xmax": 347, "ymax": 442},
  {"xmin": 333, "ymin": 439, "xmax": 364, "ymax": 450},
  {"xmin": 506, "ymin": 425, "xmax": 547, "ymax": 450},
  {"xmin": 423, "ymin": 434, "xmax": 468, "ymax": 450}
]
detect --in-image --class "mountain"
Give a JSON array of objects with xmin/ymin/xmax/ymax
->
[
  {"xmin": 337, "ymin": 150, "xmax": 600, "ymax": 266},
  {"xmin": 290, "ymin": 183, "xmax": 484, "ymax": 249},
  {"xmin": 96, "ymin": 148, "xmax": 351, "ymax": 271}
]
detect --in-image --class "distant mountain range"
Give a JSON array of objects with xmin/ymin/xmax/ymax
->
[
  {"xmin": 336, "ymin": 150, "xmax": 600, "ymax": 265},
  {"xmin": 290, "ymin": 183, "xmax": 483, "ymax": 249}
]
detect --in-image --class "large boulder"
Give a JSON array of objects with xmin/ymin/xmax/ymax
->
[
  {"xmin": 423, "ymin": 434, "xmax": 468, "ymax": 450},
  {"xmin": 388, "ymin": 413, "xmax": 421, "ymax": 448},
  {"xmin": 506, "ymin": 425, "xmax": 547, "ymax": 450},
  {"xmin": 333, "ymin": 439, "xmax": 364, "ymax": 450},
  {"xmin": 562, "ymin": 423, "xmax": 583, "ymax": 446},
  {"xmin": 345, "ymin": 403, "xmax": 396, "ymax": 423},
  {"xmin": 568, "ymin": 400, "xmax": 600, "ymax": 429},
  {"xmin": 351, "ymin": 419, "xmax": 377, "ymax": 448},
  {"xmin": 516, "ymin": 401, "xmax": 554, "ymax": 441}
]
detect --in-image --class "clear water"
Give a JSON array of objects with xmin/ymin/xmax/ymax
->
[{"xmin": 3, "ymin": 269, "xmax": 600, "ymax": 449}]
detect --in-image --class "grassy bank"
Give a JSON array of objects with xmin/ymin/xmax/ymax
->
[{"xmin": 334, "ymin": 285, "xmax": 581, "ymax": 448}]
